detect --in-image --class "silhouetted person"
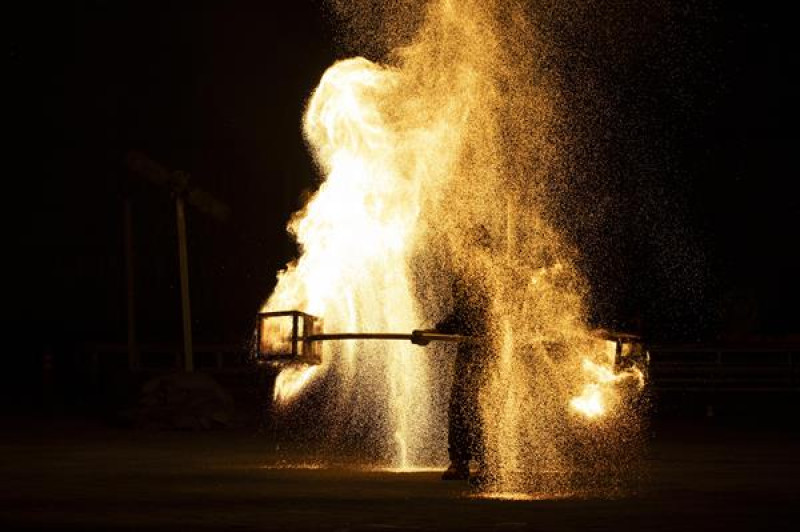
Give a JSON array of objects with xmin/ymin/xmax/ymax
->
[{"xmin": 436, "ymin": 273, "xmax": 491, "ymax": 480}]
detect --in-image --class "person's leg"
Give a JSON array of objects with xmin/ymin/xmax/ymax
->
[
  {"xmin": 466, "ymin": 359, "xmax": 490, "ymax": 486},
  {"xmin": 466, "ymin": 393, "xmax": 485, "ymax": 467},
  {"xmin": 443, "ymin": 363, "xmax": 471, "ymax": 480},
  {"xmin": 466, "ymin": 393, "xmax": 490, "ymax": 486}
]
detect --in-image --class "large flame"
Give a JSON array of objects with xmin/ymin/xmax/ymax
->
[
  {"xmin": 263, "ymin": 54, "xmax": 451, "ymax": 468},
  {"xmin": 262, "ymin": 0, "xmax": 646, "ymax": 491}
]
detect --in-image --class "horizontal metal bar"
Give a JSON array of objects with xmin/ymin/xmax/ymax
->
[
  {"xmin": 414, "ymin": 332, "xmax": 472, "ymax": 343},
  {"xmin": 304, "ymin": 332, "xmax": 470, "ymax": 343},
  {"xmin": 306, "ymin": 333, "xmax": 414, "ymax": 342},
  {"xmin": 655, "ymin": 387, "xmax": 800, "ymax": 393}
]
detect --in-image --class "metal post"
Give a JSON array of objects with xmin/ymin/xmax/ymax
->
[
  {"xmin": 123, "ymin": 198, "xmax": 140, "ymax": 371},
  {"xmin": 175, "ymin": 196, "xmax": 194, "ymax": 372}
]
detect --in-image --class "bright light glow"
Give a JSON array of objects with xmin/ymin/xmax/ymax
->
[
  {"xmin": 260, "ymin": 0, "xmax": 647, "ymax": 493},
  {"xmin": 570, "ymin": 383, "xmax": 606, "ymax": 419},
  {"xmin": 569, "ymin": 340, "xmax": 646, "ymax": 419},
  {"xmin": 273, "ymin": 365, "xmax": 319, "ymax": 404}
]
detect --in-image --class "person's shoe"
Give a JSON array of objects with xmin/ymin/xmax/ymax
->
[
  {"xmin": 441, "ymin": 462, "xmax": 470, "ymax": 480},
  {"xmin": 468, "ymin": 464, "xmax": 491, "ymax": 489}
]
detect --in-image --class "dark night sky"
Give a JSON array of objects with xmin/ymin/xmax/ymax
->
[{"xmin": 4, "ymin": 0, "xmax": 798, "ymax": 360}]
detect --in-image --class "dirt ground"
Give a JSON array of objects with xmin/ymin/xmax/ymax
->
[{"xmin": 1, "ymin": 417, "xmax": 798, "ymax": 531}]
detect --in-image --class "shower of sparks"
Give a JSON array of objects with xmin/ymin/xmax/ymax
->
[{"xmin": 261, "ymin": 0, "xmax": 646, "ymax": 494}]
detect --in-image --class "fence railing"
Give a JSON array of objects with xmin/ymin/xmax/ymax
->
[
  {"xmin": 82, "ymin": 342, "xmax": 800, "ymax": 393},
  {"xmin": 648, "ymin": 345, "xmax": 800, "ymax": 393},
  {"xmin": 84, "ymin": 343, "xmax": 252, "ymax": 373}
]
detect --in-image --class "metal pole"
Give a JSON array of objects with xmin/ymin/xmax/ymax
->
[
  {"xmin": 124, "ymin": 198, "xmax": 139, "ymax": 371},
  {"xmin": 305, "ymin": 331, "xmax": 472, "ymax": 344},
  {"xmin": 175, "ymin": 196, "xmax": 194, "ymax": 372}
]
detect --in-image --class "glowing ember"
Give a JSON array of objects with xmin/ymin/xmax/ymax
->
[
  {"xmin": 367, "ymin": 466, "xmax": 444, "ymax": 474},
  {"xmin": 474, "ymin": 492, "xmax": 576, "ymax": 501},
  {"xmin": 259, "ymin": 463, "xmax": 324, "ymax": 471},
  {"xmin": 260, "ymin": 0, "xmax": 647, "ymax": 493}
]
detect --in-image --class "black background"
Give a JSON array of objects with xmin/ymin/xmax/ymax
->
[{"xmin": 4, "ymin": 1, "xmax": 797, "ymax": 369}]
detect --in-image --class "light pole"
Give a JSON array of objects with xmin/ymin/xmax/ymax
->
[{"xmin": 126, "ymin": 151, "xmax": 230, "ymax": 372}]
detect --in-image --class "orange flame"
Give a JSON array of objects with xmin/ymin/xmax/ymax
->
[
  {"xmin": 570, "ymin": 340, "xmax": 646, "ymax": 419},
  {"xmin": 262, "ymin": 53, "xmax": 447, "ymax": 466},
  {"xmin": 273, "ymin": 365, "xmax": 320, "ymax": 405}
]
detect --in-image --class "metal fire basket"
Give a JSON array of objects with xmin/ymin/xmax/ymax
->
[
  {"xmin": 256, "ymin": 311, "xmax": 469, "ymax": 366},
  {"xmin": 591, "ymin": 328, "xmax": 649, "ymax": 372}
]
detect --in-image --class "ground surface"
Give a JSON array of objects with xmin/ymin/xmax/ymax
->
[{"xmin": 1, "ymin": 417, "xmax": 798, "ymax": 531}]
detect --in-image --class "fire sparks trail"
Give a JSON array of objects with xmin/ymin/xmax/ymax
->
[
  {"xmin": 273, "ymin": 365, "xmax": 319, "ymax": 405},
  {"xmin": 261, "ymin": 0, "xmax": 646, "ymax": 492}
]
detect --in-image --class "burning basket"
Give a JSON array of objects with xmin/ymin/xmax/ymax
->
[
  {"xmin": 257, "ymin": 311, "xmax": 324, "ymax": 366},
  {"xmin": 256, "ymin": 310, "xmax": 469, "ymax": 367}
]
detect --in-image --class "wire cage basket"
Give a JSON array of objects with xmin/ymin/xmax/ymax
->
[{"xmin": 257, "ymin": 311, "xmax": 323, "ymax": 366}]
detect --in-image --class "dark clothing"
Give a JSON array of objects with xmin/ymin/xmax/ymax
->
[{"xmin": 436, "ymin": 277, "xmax": 491, "ymax": 465}]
